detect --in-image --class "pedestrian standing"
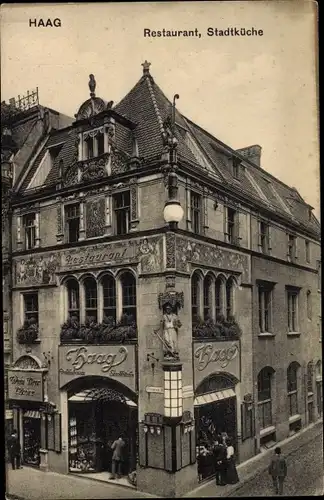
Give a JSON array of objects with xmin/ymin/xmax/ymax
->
[
  {"xmin": 268, "ymin": 446, "xmax": 287, "ymax": 496},
  {"xmin": 110, "ymin": 435, "xmax": 125, "ymax": 479},
  {"xmin": 213, "ymin": 435, "xmax": 227, "ymax": 486},
  {"xmin": 7, "ymin": 430, "xmax": 22, "ymax": 470},
  {"xmin": 225, "ymin": 437, "xmax": 239, "ymax": 484}
]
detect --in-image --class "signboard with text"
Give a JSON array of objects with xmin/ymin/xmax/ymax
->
[
  {"xmin": 8, "ymin": 370, "xmax": 44, "ymax": 402},
  {"xmin": 58, "ymin": 344, "xmax": 136, "ymax": 391},
  {"xmin": 193, "ymin": 341, "xmax": 241, "ymax": 389}
]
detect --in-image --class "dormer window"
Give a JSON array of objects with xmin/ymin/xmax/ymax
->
[
  {"xmin": 97, "ymin": 132, "xmax": 104, "ymax": 156},
  {"xmin": 85, "ymin": 137, "xmax": 94, "ymax": 159},
  {"xmin": 233, "ymin": 158, "xmax": 241, "ymax": 179},
  {"xmin": 82, "ymin": 128, "xmax": 106, "ymax": 160}
]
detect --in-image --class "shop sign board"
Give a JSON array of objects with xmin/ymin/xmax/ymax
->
[
  {"xmin": 59, "ymin": 345, "xmax": 136, "ymax": 391},
  {"xmin": 193, "ymin": 341, "xmax": 240, "ymax": 388},
  {"xmin": 8, "ymin": 370, "xmax": 43, "ymax": 402},
  {"xmin": 146, "ymin": 386, "xmax": 164, "ymax": 394}
]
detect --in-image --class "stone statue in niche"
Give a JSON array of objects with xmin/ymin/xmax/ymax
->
[{"xmin": 161, "ymin": 302, "xmax": 182, "ymax": 361}]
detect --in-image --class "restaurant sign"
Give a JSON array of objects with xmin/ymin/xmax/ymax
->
[
  {"xmin": 193, "ymin": 341, "xmax": 240, "ymax": 388},
  {"xmin": 8, "ymin": 370, "xmax": 44, "ymax": 402},
  {"xmin": 61, "ymin": 241, "xmax": 136, "ymax": 270},
  {"xmin": 58, "ymin": 345, "xmax": 136, "ymax": 391}
]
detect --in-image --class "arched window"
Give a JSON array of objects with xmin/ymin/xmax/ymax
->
[
  {"xmin": 66, "ymin": 278, "xmax": 80, "ymax": 321},
  {"xmin": 226, "ymin": 277, "xmax": 235, "ymax": 319},
  {"xmin": 215, "ymin": 277, "xmax": 224, "ymax": 319},
  {"xmin": 102, "ymin": 275, "xmax": 116, "ymax": 321},
  {"xmin": 257, "ymin": 367, "xmax": 274, "ymax": 429},
  {"xmin": 203, "ymin": 275, "xmax": 212, "ymax": 320},
  {"xmin": 121, "ymin": 272, "xmax": 136, "ymax": 322},
  {"xmin": 191, "ymin": 272, "xmax": 200, "ymax": 324},
  {"xmin": 307, "ymin": 361, "xmax": 314, "ymax": 393},
  {"xmin": 84, "ymin": 277, "xmax": 98, "ymax": 322},
  {"xmin": 287, "ymin": 362, "xmax": 299, "ymax": 417}
]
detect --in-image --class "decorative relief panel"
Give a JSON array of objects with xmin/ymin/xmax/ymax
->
[
  {"xmin": 175, "ymin": 236, "xmax": 250, "ymax": 281},
  {"xmin": 80, "ymin": 154, "xmax": 109, "ymax": 182},
  {"xmin": 111, "ymin": 148, "xmax": 130, "ymax": 175},
  {"xmin": 15, "ymin": 253, "xmax": 60, "ymax": 287},
  {"xmin": 63, "ymin": 163, "xmax": 78, "ymax": 187},
  {"xmin": 56, "ymin": 202, "xmax": 63, "ymax": 234},
  {"xmin": 136, "ymin": 236, "xmax": 163, "ymax": 274},
  {"xmin": 85, "ymin": 198, "xmax": 105, "ymax": 238},
  {"xmin": 166, "ymin": 232, "xmax": 176, "ymax": 269}
]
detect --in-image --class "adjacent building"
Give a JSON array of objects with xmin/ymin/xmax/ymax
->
[{"xmin": 5, "ymin": 64, "xmax": 321, "ymax": 497}]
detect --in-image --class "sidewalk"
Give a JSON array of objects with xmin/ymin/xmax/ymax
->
[
  {"xmin": 184, "ymin": 419, "xmax": 323, "ymax": 497},
  {"xmin": 6, "ymin": 466, "xmax": 157, "ymax": 500}
]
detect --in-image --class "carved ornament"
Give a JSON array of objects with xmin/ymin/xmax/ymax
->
[{"xmin": 158, "ymin": 291, "xmax": 184, "ymax": 311}]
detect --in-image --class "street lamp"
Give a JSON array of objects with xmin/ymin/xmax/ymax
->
[
  {"xmin": 163, "ymin": 171, "xmax": 184, "ymax": 230},
  {"xmin": 163, "ymin": 361, "xmax": 183, "ymax": 423}
]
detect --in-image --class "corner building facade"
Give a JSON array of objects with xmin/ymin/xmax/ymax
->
[{"xmin": 7, "ymin": 65, "xmax": 321, "ymax": 497}]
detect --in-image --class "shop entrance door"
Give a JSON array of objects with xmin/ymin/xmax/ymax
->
[
  {"xmin": 195, "ymin": 396, "xmax": 237, "ymax": 482},
  {"xmin": 23, "ymin": 414, "xmax": 41, "ymax": 467}
]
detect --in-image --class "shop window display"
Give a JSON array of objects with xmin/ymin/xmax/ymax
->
[{"xmin": 23, "ymin": 416, "xmax": 41, "ymax": 467}]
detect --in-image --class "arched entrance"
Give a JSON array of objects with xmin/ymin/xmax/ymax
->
[
  {"xmin": 194, "ymin": 373, "xmax": 238, "ymax": 482},
  {"xmin": 62, "ymin": 376, "xmax": 138, "ymax": 477}
]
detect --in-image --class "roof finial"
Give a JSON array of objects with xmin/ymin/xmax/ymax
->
[
  {"xmin": 89, "ymin": 74, "xmax": 96, "ymax": 98},
  {"xmin": 142, "ymin": 60, "xmax": 151, "ymax": 76}
]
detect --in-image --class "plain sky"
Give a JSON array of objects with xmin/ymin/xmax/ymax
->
[{"xmin": 1, "ymin": 1, "xmax": 320, "ymax": 217}]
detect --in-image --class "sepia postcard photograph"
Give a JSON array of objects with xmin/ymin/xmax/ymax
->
[{"xmin": 1, "ymin": 1, "xmax": 322, "ymax": 498}]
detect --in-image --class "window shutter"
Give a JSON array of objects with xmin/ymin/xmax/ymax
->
[{"xmin": 54, "ymin": 413, "xmax": 62, "ymax": 452}]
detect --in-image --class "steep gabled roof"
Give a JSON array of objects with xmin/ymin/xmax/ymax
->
[{"xmin": 16, "ymin": 65, "xmax": 319, "ymax": 237}]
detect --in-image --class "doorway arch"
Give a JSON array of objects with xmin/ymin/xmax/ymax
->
[
  {"xmin": 62, "ymin": 376, "xmax": 138, "ymax": 476},
  {"xmin": 194, "ymin": 372, "xmax": 238, "ymax": 483}
]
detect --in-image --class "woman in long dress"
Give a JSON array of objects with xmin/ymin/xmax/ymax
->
[{"xmin": 225, "ymin": 437, "xmax": 239, "ymax": 484}]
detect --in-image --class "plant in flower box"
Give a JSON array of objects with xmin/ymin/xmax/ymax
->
[
  {"xmin": 192, "ymin": 316, "xmax": 215, "ymax": 338},
  {"xmin": 16, "ymin": 316, "xmax": 39, "ymax": 344},
  {"xmin": 114, "ymin": 313, "xmax": 137, "ymax": 342},
  {"xmin": 79, "ymin": 316, "xmax": 100, "ymax": 344},
  {"xmin": 98, "ymin": 315, "xmax": 116, "ymax": 343},
  {"xmin": 60, "ymin": 315, "xmax": 80, "ymax": 342}
]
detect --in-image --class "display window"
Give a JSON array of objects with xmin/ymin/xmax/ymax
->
[{"xmin": 23, "ymin": 413, "xmax": 41, "ymax": 467}]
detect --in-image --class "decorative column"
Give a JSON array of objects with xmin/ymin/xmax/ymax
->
[
  {"xmin": 78, "ymin": 132, "xmax": 83, "ymax": 161},
  {"xmin": 56, "ymin": 198, "xmax": 64, "ymax": 244},
  {"xmin": 129, "ymin": 180, "xmax": 139, "ymax": 231}
]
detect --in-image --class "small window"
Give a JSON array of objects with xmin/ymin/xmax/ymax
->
[
  {"xmin": 84, "ymin": 277, "xmax": 98, "ymax": 322},
  {"xmin": 85, "ymin": 137, "xmax": 94, "ymax": 159},
  {"xmin": 190, "ymin": 191, "xmax": 202, "ymax": 234},
  {"xmin": 203, "ymin": 275, "xmax": 212, "ymax": 320},
  {"xmin": 287, "ymin": 362, "xmax": 299, "ymax": 416},
  {"xmin": 226, "ymin": 207, "xmax": 238, "ymax": 244},
  {"xmin": 306, "ymin": 290, "xmax": 312, "ymax": 320},
  {"xmin": 24, "ymin": 293, "xmax": 38, "ymax": 325},
  {"xmin": 226, "ymin": 278, "xmax": 234, "ymax": 319},
  {"xmin": 23, "ymin": 213, "xmax": 36, "ymax": 250},
  {"xmin": 102, "ymin": 275, "xmax": 116, "ymax": 321},
  {"xmin": 121, "ymin": 272, "xmax": 136, "ymax": 322},
  {"xmin": 113, "ymin": 191, "xmax": 130, "ymax": 235},
  {"xmin": 258, "ymin": 285, "xmax": 273, "ymax": 333},
  {"xmin": 233, "ymin": 158, "xmax": 240, "ymax": 179},
  {"xmin": 259, "ymin": 221, "xmax": 270, "ymax": 254},
  {"xmin": 67, "ymin": 279, "xmax": 80, "ymax": 321},
  {"xmin": 97, "ymin": 133, "xmax": 105, "ymax": 156},
  {"xmin": 287, "ymin": 234, "xmax": 297, "ymax": 262},
  {"xmin": 305, "ymin": 241, "xmax": 310, "ymax": 263},
  {"xmin": 287, "ymin": 289, "xmax": 299, "ymax": 332},
  {"xmin": 215, "ymin": 277, "xmax": 223, "ymax": 319},
  {"xmin": 65, "ymin": 204, "xmax": 80, "ymax": 243},
  {"xmin": 191, "ymin": 272, "xmax": 200, "ymax": 324}
]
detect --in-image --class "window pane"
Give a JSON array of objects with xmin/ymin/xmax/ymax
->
[{"xmin": 121, "ymin": 272, "xmax": 136, "ymax": 321}]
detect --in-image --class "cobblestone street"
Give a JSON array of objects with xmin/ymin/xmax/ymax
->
[{"xmin": 229, "ymin": 433, "xmax": 323, "ymax": 497}]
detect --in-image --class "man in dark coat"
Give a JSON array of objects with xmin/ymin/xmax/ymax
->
[
  {"xmin": 7, "ymin": 430, "xmax": 22, "ymax": 470},
  {"xmin": 110, "ymin": 435, "xmax": 126, "ymax": 479},
  {"xmin": 268, "ymin": 446, "xmax": 287, "ymax": 496},
  {"xmin": 213, "ymin": 435, "xmax": 227, "ymax": 486}
]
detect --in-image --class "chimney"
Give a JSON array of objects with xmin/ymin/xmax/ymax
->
[{"xmin": 236, "ymin": 144, "xmax": 262, "ymax": 167}]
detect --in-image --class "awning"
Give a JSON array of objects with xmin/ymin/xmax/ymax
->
[
  {"xmin": 194, "ymin": 388, "xmax": 235, "ymax": 407},
  {"xmin": 24, "ymin": 410, "xmax": 41, "ymax": 419},
  {"xmin": 69, "ymin": 388, "xmax": 137, "ymax": 407}
]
